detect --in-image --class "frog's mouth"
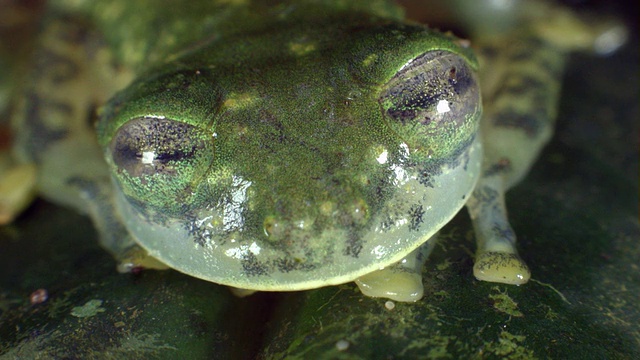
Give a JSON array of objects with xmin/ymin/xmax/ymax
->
[{"xmin": 113, "ymin": 137, "xmax": 482, "ymax": 291}]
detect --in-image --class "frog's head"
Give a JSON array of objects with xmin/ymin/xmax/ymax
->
[{"xmin": 96, "ymin": 22, "xmax": 482, "ymax": 290}]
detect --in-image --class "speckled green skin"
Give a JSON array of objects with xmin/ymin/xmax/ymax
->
[
  {"xmin": 12, "ymin": 0, "xmax": 581, "ymax": 295},
  {"xmin": 96, "ymin": 18, "xmax": 479, "ymax": 216},
  {"xmin": 99, "ymin": 0, "xmax": 484, "ymax": 290}
]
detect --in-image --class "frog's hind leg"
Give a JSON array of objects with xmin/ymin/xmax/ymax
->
[
  {"xmin": 355, "ymin": 235, "xmax": 436, "ymax": 302},
  {"xmin": 6, "ymin": 14, "xmax": 161, "ymax": 271}
]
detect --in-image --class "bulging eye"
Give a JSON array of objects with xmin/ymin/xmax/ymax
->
[
  {"xmin": 108, "ymin": 116, "xmax": 214, "ymax": 214},
  {"xmin": 379, "ymin": 51, "xmax": 481, "ymax": 161}
]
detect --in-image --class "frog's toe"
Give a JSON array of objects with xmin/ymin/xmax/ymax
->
[
  {"xmin": 0, "ymin": 163, "xmax": 37, "ymax": 224},
  {"xmin": 473, "ymin": 252, "xmax": 530, "ymax": 285},
  {"xmin": 355, "ymin": 268, "xmax": 424, "ymax": 302},
  {"xmin": 116, "ymin": 246, "xmax": 170, "ymax": 273}
]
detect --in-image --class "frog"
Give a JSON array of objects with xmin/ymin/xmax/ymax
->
[{"xmin": 1, "ymin": 0, "xmax": 625, "ymax": 302}]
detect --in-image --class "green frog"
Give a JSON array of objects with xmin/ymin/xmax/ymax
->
[{"xmin": 1, "ymin": 0, "xmax": 622, "ymax": 301}]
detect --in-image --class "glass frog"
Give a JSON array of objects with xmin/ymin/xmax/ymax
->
[{"xmin": 1, "ymin": 0, "xmax": 625, "ymax": 302}]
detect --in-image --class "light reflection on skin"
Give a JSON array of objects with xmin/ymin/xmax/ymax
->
[
  {"xmin": 222, "ymin": 175, "xmax": 251, "ymax": 232},
  {"xmin": 225, "ymin": 241, "xmax": 261, "ymax": 259}
]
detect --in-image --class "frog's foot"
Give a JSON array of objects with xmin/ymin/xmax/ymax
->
[
  {"xmin": 116, "ymin": 246, "xmax": 169, "ymax": 273},
  {"xmin": 355, "ymin": 268, "xmax": 423, "ymax": 302},
  {"xmin": 528, "ymin": 1, "xmax": 628, "ymax": 55},
  {"xmin": 474, "ymin": 251, "xmax": 530, "ymax": 285},
  {"xmin": 0, "ymin": 163, "xmax": 37, "ymax": 224},
  {"xmin": 355, "ymin": 237, "xmax": 436, "ymax": 302},
  {"xmin": 467, "ymin": 177, "xmax": 531, "ymax": 286},
  {"xmin": 229, "ymin": 287, "xmax": 257, "ymax": 298}
]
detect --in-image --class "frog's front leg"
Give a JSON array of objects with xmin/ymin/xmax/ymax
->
[
  {"xmin": 355, "ymin": 235, "xmax": 436, "ymax": 302},
  {"xmin": 70, "ymin": 177, "xmax": 169, "ymax": 272},
  {"xmin": 466, "ymin": 1, "xmax": 627, "ymax": 285},
  {"xmin": 465, "ymin": 20, "xmax": 565, "ymax": 286},
  {"xmin": 467, "ymin": 176, "xmax": 530, "ymax": 285}
]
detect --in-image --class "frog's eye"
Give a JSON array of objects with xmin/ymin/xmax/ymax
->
[
  {"xmin": 108, "ymin": 117, "xmax": 214, "ymax": 213},
  {"xmin": 379, "ymin": 51, "xmax": 481, "ymax": 161}
]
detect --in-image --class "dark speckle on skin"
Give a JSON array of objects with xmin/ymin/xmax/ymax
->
[
  {"xmin": 33, "ymin": 47, "xmax": 80, "ymax": 84},
  {"xmin": 509, "ymin": 36, "xmax": 544, "ymax": 62},
  {"xmin": 241, "ymin": 253, "xmax": 270, "ymax": 276},
  {"xmin": 417, "ymin": 162, "xmax": 443, "ymax": 188},
  {"xmin": 344, "ymin": 231, "xmax": 363, "ymax": 258},
  {"xmin": 273, "ymin": 257, "xmax": 316, "ymax": 273},
  {"xmin": 241, "ymin": 253, "xmax": 319, "ymax": 277},
  {"xmin": 408, "ymin": 204, "xmax": 424, "ymax": 231},
  {"xmin": 186, "ymin": 218, "xmax": 211, "ymax": 247},
  {"xmin": 379, "ymin": 215, "xmax": 393, "ymax": 232},
  {"xmin": 23, "ymin": 93, "xmax": 71, "ymax": 159},
  {"xmin": 484, "ymin": 158, "xmax": 512, "ymax": 177},
  {"xmin": 491, "ymin": 222, "xmax": 516, "ymax": 245},
  {"xmin": 473, "ymin": 186, "xmax": 499, "ymax": 207},
  {"xmin": 494, "ymin": 74, "xmax": 546, "ymax": 98},
  {"xmin": 492, "ymin": 110, "xmax": 545, "ymax": 137}
]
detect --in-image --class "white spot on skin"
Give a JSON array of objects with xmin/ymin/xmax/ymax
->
[
  {"xmin": 436, "ymin": 99, "xmax": 451, "ymax": 114},
  {"xmin": 224, "ymin": 242, "xmax": 262, "ymax": 259},
  {"xmin": 222, "ymin": 175, "xmax": 252, "ymax": 231},
  {"xmin": 372, "ymin": 245, "xmax": 388, "ymax": 259},
  {"xmin": 376, "ymin": 149, "xmax": 388, "ymax": 164},
  {"xmin": 194, "ymin": 215, "xmax": 214, "ymax": 229},
  {"xmin": 392, "ymin": 164, "xmax": 408, "ymax": 186},
  {"xmin": 141, "ymin": 151, "xmax": 155, "ymax": 164},
  {"xmin": 385, "ymin": 300, "xmax": 396, "ymax": 310},
  {"xmin": 386, "ymin": 143, "xmax": 411, "ymax": 186},
  {"xmin": 395, "ymin": 218, "xmax": 408, "ymax": 227},
  {"xmin": 335, "ymin": 339, "xmax": 349, "ymax": 351},
  {"xmin": 399, "ymin": 142, "xmax": 410, "ymax": 156},
  {"xmin": 249, "ymin": 241, "xmax": 261, "ymax": 255},
  {"xmin": 224, "ymin": 247, "xmax": 244, "ymax": 259}
]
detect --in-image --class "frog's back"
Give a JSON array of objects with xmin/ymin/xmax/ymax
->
[
  {"xmin": 11, "ymin": 1, "xmax": 399, "ymax": 209},
  {"xmin": 49, "ymin": 0, "xmax": 405, "ymax": 72}
]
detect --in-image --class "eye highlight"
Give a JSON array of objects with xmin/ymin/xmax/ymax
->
[
  {"xmin": 108, "ymin": 116, "xmax": 215, "ymax": 213},
  {"xmin": 379, "ymin": 51, "xmax": 481, "ymax": 161}
]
